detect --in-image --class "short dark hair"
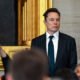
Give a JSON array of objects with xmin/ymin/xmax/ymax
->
[
  {"xmin": 43, "ymin": 8, "xmax": 60, "ymax": 20},
  {"xmin": 9, "ymin": 48, "xmax": 48, "ymax": 80}
]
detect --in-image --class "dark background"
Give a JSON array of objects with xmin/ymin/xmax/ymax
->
[{"xmin": 0, "ymin": 0, "xmax": 18, "ymax": 45}]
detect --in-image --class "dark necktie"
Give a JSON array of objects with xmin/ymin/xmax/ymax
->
[{"xmin": 48, "ymin": 36, "xmax": 55, "ymax": 76}]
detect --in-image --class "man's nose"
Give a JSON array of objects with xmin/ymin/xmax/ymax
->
[{"xmin": 53, "ymin": 20, "xmax": 57, "ymax": 24}]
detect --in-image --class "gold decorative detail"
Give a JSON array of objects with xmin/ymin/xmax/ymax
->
[
  {"xmin": 18, "ymin": 0, "xmax": 52, "ymax": 46},
  {"xmin": 0, "ymin": 46, "xmax": 29, "ymax": 70}
]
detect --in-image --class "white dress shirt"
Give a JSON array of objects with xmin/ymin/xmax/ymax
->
[{"xmin": 46, "ymin": 31, "xmax": 59, "ymax": 62}]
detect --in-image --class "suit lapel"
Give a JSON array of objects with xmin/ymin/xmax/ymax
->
[
  {"xmin": 40, "ymin": 33, "xmax": 46, "ymax": 53},
  {"xmin": 56, "ymin": 32, "xmax": 63, "ymax": 63}
]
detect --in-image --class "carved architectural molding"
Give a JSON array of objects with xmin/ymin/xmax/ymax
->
[{"xmin": 18, "ymin": 0, "xmax": 52, "ymax": 46}]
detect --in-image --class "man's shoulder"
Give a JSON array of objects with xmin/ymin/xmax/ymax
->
[
  {"xmin": 32, "ymin": 33, "xmax": 46, "ymax": 41},
  {"xmin": 60, "ymin": 32, "xmax": 75, "ymax": 40}
]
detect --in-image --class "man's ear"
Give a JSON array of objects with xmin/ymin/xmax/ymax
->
[{"xmin": 6, "ymin": 74, "xmax": 13, "ymax": 80}]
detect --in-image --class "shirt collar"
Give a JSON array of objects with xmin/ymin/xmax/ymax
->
[{"xmin": 46, "ymin": 31, "xmax": 59, "ymax": 39}]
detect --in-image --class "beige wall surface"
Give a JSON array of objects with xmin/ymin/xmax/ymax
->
[{"xmin": 53, "ymin": 0, "xmax": 80, "ymax": 63}]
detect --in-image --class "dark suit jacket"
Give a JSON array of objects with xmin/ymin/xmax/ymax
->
[{"xmin": 31, "ymin": 32, "xmax": 77, "ymax": 74}]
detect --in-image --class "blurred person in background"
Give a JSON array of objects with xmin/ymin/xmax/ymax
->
[
  {"xmin": 6, "ymin": 48, "xmax": 50, "ymax": 80},
  {"xmin": 0, "ymin": 47, "xmax": 10, "ymax": 80}
]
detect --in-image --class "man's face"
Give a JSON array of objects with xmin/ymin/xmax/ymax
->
[{"xmin": 44, "ymin": 12, "xmax": 60, "ymax": 34}]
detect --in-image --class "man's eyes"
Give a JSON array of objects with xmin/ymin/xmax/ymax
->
[{"xmin": 49, "ymin": 18, "xmax": 60, "ymax": 21}]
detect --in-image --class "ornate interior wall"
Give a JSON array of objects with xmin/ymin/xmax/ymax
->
[
  {"xmin": 18, "ymin": 0, "xmax": 52, "ymax": 46},
  {"xmin": 0, "ymin": 0, "xmax": 52, "ymax": 71}
]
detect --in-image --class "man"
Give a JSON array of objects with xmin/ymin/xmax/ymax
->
[
  {"xmin": 6, "ymin": 48, "xmax": 49, "ymax": 80},
  {"xmin": 31, "ymin": 8, "xmax": 77, "ymax": 76}
]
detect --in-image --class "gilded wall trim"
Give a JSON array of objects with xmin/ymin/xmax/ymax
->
[{"xmin": 18, "ymin": 0, "xmax": 52, "ymax": 46}]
